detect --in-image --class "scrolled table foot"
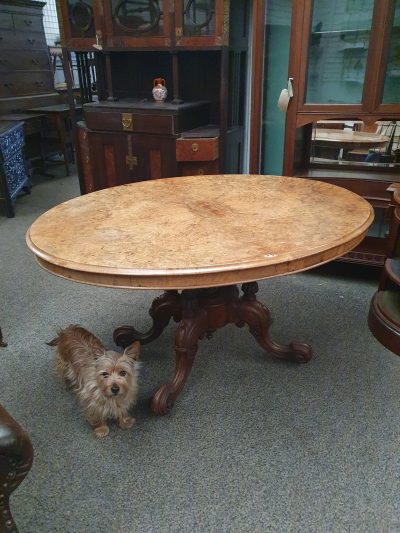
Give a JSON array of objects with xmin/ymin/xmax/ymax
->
[
  {"xmin": 237, "ymin": 283, "xmax": 312, "ymax": 364},
  {"xmin": 114, "ymin": 290, "xmax": 181, "ymax": 348},
  {"xmin": 150, "ymin": 385, "xmax": 175, "ymax": 416},
  {"xmin": 285, "ymin": 341, "xmax": 312, "ymax": 363},
  {"xmin": 113, "ymin": 325, "xmax": 145, "ymax": 349}
]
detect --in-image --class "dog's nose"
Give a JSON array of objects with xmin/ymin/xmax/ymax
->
[{"xmin": 111, "ymin": 385, "xmax": 119, "ymax": 395}]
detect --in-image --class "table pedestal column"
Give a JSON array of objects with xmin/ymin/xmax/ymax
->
[{"xmin": 114, "ymin": 282, "xmax": 312, "ymax": 415}]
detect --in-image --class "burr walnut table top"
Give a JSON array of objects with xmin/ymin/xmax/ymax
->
[{"xmin": 26, "ymin": 174, "xmax": 374, "ymax": 290}]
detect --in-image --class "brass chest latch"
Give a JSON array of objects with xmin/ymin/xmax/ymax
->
[{"xmin": 122, "ymin": 113, "xmax": 133, "ymax": 132}]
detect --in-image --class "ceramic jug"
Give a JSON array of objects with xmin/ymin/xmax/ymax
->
[{"xmin": 152, "ymin": 78, "xmax": 167, "ymax": 103}]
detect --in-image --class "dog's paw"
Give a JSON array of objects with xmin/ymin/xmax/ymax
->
[
  {"xmin": 118, "ymin": 416, "xmax": 135, "ymax": 429},
  {"xmin": 93, "ymin": 425, "xmax": 109, "ymax": 438}
]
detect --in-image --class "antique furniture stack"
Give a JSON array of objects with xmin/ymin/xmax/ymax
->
[
  {"xmin": 56, "ymin": 0, "xmax": 248, "ymax": 193},
  {"xmin": 0, "ymin": 0, "xmax": 67, "ymax": 215}
]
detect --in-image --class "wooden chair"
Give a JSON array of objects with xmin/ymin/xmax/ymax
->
[
  {"xmin": 368, "ymin": 187, "xmax": 400, "ymax": 355},
  {"xmin": 0, "ymin": 405, "xmax": 33, "ymax": 532}
]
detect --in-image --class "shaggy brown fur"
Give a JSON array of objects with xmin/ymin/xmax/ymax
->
[{"xmin": 48, "ymin": 325, "xmax": 140, "ymax": 438}]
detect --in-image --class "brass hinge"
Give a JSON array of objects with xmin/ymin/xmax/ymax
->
[{"xmin": 126, "ymin": 135, "xmax": 138, "ymax": 170}]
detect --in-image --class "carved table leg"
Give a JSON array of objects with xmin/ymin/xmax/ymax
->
[
  {"xmin": 236, "ymin": 282, "xmax": 312, "ymax": 363},
  {"xmin": 150, "ymin": 290, "xmax": 209, "ymax": 415},
  {"xmin": 114, "ymin": 290, "xmax": 182, "ymax": 348}
]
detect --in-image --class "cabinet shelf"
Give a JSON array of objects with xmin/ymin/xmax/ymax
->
[{"xmin": 311, "ymin": 28, "xmax": 370, "ymax": 35}]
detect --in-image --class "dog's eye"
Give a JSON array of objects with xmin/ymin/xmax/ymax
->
[
  {"xmin": 119, "ymin": 370, "xmax": 127, "ymax": 377},
  {"xmin": 101, "ymin": 372, "xmax": 109, "ymax": 378}
]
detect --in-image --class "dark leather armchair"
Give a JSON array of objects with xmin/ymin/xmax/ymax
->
[
  {"xmin": 368, "ymin": 187, "xmax": 400, "ymax": 355},
  {"xmin": 0, "ymin": 405, "xmax": 33, "ymax": 533}
]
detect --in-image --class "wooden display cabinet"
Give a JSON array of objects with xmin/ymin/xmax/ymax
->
[
  {"xmin": 283, "ymin": 0, "xmax": 400, "ymax": 266},
  {"xmin": 103, "ymin": 0, "xmax": 172, "ymax": 49},
  {"xmin": 56, "ymin": 0, "xmax": 249, "ymax": 194},
  {"xmin": 57, "ymin": 0, "xmax": 229, "ymax": 51},
  {"xmin": 174, "ymin": 0, "xmax": 230, "ymax": 47}
]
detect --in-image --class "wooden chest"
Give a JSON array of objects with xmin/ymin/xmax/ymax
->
[{"xmin": 83, "ymin": 100, "xmax": 211, "ymax": 136}]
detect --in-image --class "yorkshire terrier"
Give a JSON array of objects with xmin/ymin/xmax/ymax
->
[{"xmin": 48, "ymin": 325, "xmax": 140, "ymax": 438}]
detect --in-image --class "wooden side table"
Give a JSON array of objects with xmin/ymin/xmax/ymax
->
[{"xmin": 28, "ymin": 103, "xmax": 83, "ymax": 176}]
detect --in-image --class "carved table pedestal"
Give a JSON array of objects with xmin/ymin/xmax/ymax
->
[{"xmin": 114, "ymin": 282, "xmax": 311, "ymax": 415}]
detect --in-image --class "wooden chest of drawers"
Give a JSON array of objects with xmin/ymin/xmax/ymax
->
[{"xmin": 0, "ymin": 1, "xmax": 61, "ymax": 114}]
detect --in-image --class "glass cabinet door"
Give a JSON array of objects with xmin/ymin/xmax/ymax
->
[
  {"xmin": 175, "ymin": 0, "xmax": 229, "ymax": 47},
  {"xmin": 57, "ymin": 0, "xmax": 102, "ymax": 49},
  {"xmin": 304, "ymin": 0, "xmax": 375, "ymax": 105},
  {"xmin": 68, "ymin": 0, "xmax": 96, "ymax": 38},
  {"xmin": 106, "ymin": 0, "xmax": 172, "ymax": 47},
  {"xmin": 382, "ymin": 0, "xmax": 400, "ymax": 104}
]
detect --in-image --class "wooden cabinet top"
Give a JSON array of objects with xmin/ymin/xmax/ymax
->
[
  {"xmin": 56, "ymin": 0, "xmax": 230, "ymax": 51},
  {"xmin": 0, "ymin": 1, "xmax": 46, "ymax": 11}
]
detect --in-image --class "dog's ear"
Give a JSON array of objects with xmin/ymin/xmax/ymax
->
[{"xmin": 124, "ymin": 341, "xmax": 140, "ymax": 362}]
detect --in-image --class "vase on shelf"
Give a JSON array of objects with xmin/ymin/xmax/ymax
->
[{"xmin": 152, "ymin": 78, "xmax": 168, "ymax": 104}]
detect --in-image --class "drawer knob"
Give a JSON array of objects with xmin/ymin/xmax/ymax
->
[
  {"xmin": 31, "ymin": 59, "xmax": 40, "ymax": 65},
  {"xmin": 24, "ymin": 19, "xmax": 33, "ymax": 25},
  {"xmin": 35, "ymin": 81, "xmax": 44, "ymax": 86},
  {"xmin": 4, "ymin": 82, "xmax": 13, "ymax": 88},
  {"xmin": 27, "ymin": 39, "xmax": 35, "ymax": 44},
  {"xmin": 192, "ymin": 142, "xmax": 199, "ymax": 152}
]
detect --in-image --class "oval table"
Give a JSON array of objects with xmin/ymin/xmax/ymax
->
[
  {"xmin": 26, "ymin": 174, "xmax": 374, "ymax": 415},
  {"xmin": 314, "ymin": 128, "xmax": 390, "ymax": 149}
]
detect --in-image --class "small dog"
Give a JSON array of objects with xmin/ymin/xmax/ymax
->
[{"xmin": 48, "ymin": 325, "xmax": 140, "ymax": 438}]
